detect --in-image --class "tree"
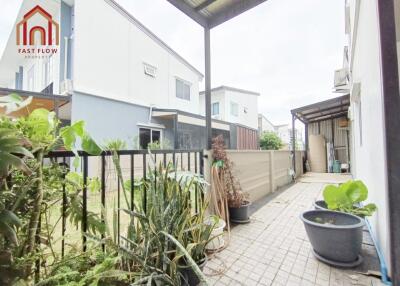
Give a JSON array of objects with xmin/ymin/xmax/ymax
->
[{"xmin": 260, "ymin": 131, "xmax": 283, "ymax": 150}]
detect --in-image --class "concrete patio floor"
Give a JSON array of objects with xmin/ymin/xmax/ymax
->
[{"xmin": 204, "ymin": 173, "xmax": 383, "ymax": 286}]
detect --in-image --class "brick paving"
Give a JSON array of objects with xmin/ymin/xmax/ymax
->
[{"xmin": 204, "ymin": 179, "xmax": 383, "ymax": 286}]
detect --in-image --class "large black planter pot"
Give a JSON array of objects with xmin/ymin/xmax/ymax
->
[
  {"xmin": 229, "ymin": 201, "xmax": 251, "ymax": 223},
  {"xmin": 313, "ymin": 200, "xmax": 329, "ymax": 210},
  {"xmin": 179, "ymin": 256, "xmax": 207, "ymax": 286},
  {"xmin": 300, "ymin": 210, "xmax": 364, "ymax": 267}
]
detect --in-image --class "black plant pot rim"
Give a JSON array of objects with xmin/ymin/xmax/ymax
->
[
  {"xmin": 178, "ymin": 255, "xmax": 207, "ymax": 269},
  {"xmin": 229, "ymin": 200, "xmax": 251, "ymax": 209},
  {"xmin": 300, "ymin": 210, "xmax": 364, "ymax": 229}
]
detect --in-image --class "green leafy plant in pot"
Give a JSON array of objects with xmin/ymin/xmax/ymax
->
[{"xmin": 321, "ymin": 180, "xmax": 377, "ymax": 217}]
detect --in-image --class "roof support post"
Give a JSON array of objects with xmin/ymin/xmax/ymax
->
[
  {"xmin": 291, "ymin": 114, "xmax": 296, "ymax": 174},
  {"xmin": 377, "ymin": 0, "xmax": 400, "ymax": 283},
  {"xmin": 305, "ymin": 123, "xmax": 309, "ymax": 161},
  {"xmin": 204, "ymin": 27, "xmax": 212, "ymax": 150}
]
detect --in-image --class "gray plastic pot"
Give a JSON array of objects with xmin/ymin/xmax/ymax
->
[
  {"xmin": 229, "ymin": 201, "xmax": 251, "ymax": 223},
  {"xmin": 179, "ymin": 256, "xmax": 207, "ymax": 286},
  {"xmin": 300, "ymin": 210, "xmax": 364, "ymax": 267},
  {"xmin": 313, "ymin": 200, "xmax": 328, "ymax": 210}
]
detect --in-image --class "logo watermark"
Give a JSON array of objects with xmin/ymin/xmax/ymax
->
[{"xmin": 16, "ymin": 5, "xmax": 59, "ymax": 58}]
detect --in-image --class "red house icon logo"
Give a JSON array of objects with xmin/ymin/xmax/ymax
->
[{"xmin": 16, "ymin": 5, "xmax": 59, "ymax": 46}]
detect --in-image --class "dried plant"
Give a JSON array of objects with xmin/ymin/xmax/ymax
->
[{"xmin": 212, "ymin": 136, "xmax": 248, "ymax": 208}]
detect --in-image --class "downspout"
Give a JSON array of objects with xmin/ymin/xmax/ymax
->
[
  {"xmin": 364, "ymin": 218, "xmax": 392, "ymax": 285},
  {"xmin": 148, "ymin": 105, "xmax": 155, "ymax": 123},
  {"xmin": 64, "ymin": 36, "xmax": 69, "ymax": 82},
  {"xmin": 349, "ymin": 0, "xmax": 361, "ymax": 73}
]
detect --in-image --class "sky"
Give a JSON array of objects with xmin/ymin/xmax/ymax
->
[{"xmin": 0, "ymin": 0, "xmax": 345, "ymax": 126}]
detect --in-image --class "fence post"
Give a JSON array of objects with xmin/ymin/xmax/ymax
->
[
  {"xmin": 82, "ymin": 155, "xmax": 88, "ymax": 252},
  {"xmin": 269, "ymin": 151, "xmax": 275, "ymax": 193}
]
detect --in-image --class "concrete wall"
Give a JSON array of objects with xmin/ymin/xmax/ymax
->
[
  {"xmin": 73, "ymin": 0, "xmax": 202, "ymax": 113},
  {"xmin": 225, "ymin": 150, "xmax": 304, "ymax": 202},
  {"xmin": 347, "ymin": 0, "xmax": 391, "ymax": 273}
]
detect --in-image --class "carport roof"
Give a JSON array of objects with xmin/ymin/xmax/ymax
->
[
  {"xmin": 166, "ymin": 0, "xmax": 269, "ymax": 28},
  {"xmin": 291, "ymin": 94, "xmax": 350, "ymax": 124}
]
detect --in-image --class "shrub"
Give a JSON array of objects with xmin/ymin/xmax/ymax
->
[{"xmin": 260, "ymin": 131, "xmax": 283, "ymax": 150}]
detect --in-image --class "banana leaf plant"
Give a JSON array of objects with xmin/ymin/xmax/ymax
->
[{"xmin": 323, "ymin": 180, "xmax": 377, "ymax": 217}]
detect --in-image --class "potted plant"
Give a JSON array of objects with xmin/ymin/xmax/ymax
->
[
  {"xmin": 314, "ymin": 180, "xmax": 377, "ymax": 217},
  {"xmin": 212, "ymin": 135, "xmax": 251, "ymax": 223},
  {"xmin": 178, "ymin": 211, "xmax": 218, "ymax": 285},
  {"xmin": 300, "ymin": 209, "xmax": 365, "ymax": 267},
  {"xmin": 205, "ymin": 216, "xmax": 226, "ymax": 251}
]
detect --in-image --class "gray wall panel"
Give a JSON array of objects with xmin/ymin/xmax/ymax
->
[{"xmin": 71, "ymin": 92, "xmax": 150, "ymax": 148}]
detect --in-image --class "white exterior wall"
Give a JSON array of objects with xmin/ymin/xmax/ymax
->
[
  {"xmin": 275, "ymin": 125, "xmax": 290, "ymax": 144},
  {"xmin": 259, "ymin": 115, "xmax": 275, "ymax": 133},
  {"xmin": 199, "ymin": 89, "xmax": 225, "ymax": 120},
  {"xmin": 347, "ymin": 0, "xmax": 391, "ymax": 273},
  {"xmin": 200, "ymin": 87, "xmax": 259, "ymax": 129},
  {"xmin": 224, "ymin": 89, "xmax": 258, "ymax": 129},
  {"xmin": 72, "ymin": 0, "xmax": 202, "ymax": 113}
]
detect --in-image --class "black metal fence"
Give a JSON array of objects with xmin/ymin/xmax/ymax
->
[{"xmin": 44, "ymin": 149, "xmax": 204, "ymax": 257}]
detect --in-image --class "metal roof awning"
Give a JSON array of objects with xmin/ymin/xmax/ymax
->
[
  {"xmin": 291, "ymin": 94, "xmax": 350, "ymax": 124},
  {"xmin": 0, "ymin": 87, "xmax": 71, "ymax": 118},
  {"xmin": 167, "ymin": 0, "xmax": 268, "ymax": 29}
]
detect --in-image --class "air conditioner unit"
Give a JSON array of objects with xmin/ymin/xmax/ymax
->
[{"xmin": 60, "ymin": 79, "xmax": 73, "ymax": 95}]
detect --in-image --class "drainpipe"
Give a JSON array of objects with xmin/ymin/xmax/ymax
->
[
  {"xmin": 364, "ymin": 218, "xmax": 392, "ymax": 285},
  {"xmin": 148, "ymin": 104, "xmax": 155, "ymax": 123},
  {"xmin": 64, "ymin": 36, "xmax": 69, "ymax": 82}
]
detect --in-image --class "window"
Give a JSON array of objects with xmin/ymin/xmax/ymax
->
[
  {"xmin": 176, "ymin": 78, "xmax": 191, "ymax": 100},
  {"xmin": 139, "ymin": 128, "xmax": 161, "ymax": 149},
  {"xmin": 27, "ymin": 65, "xmax": 35, "ymax": 91},
  {"xmin": 144, "ymin": 63, "xmax": 156, "ymax": 77},
  {"xmin": 230, "ymin": 101, "xmax": 238, "ymax": 117},
  {"xmin": 212, "ymin": 102, "xmax": 219, "ymax": 115}
]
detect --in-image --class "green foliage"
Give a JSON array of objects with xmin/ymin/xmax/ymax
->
[
  {"xmin": 114, "ymin": 162, "xmax": 212, "ymax": 285},
  {"xmin": 0, "ymin": 94, "xmax": 215, "ymax": 285},
  {"xmin": 0, "ymin": 94, "xmax": 103, "ymax": 284},
  {"xmin": 147, "ymin": 139, "xmax": 172, "ymax": 150},
  {"xmin": 323, "ymin": 180, "xmax": 377, "ymax": 217},
  {"xmin": 259, "ymin": 131, "xmax": 283, "ymax": 150},
  {"xmin": 0, "ymin": 128, "xmax": 33, "ymax": 179},
  {"xmin": 104, "ymin": 139, "xmax": 130, "ymax": 210}
]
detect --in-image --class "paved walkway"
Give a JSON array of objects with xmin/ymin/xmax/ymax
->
[{"xmin": 205, "ymin": 174, "xmax": 383, "ymax": 286}]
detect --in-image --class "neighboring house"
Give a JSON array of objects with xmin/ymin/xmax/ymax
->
[
  {"xmin": 334, "ymin": 0, "xmax": 400, "ymax": 279},
  {"xmin": 258, "ymin": 116, "xmax": 304, "ymax": 150},
  {"xmin": 0, "ymin": 0, "xmax": 257, "ymax": 149},
  {"xmin": 258, "ymin": 114, "xmax": 275, "ymax": 134},
  {"xmin": 199, "ymin": 86, "xmax": 259, "ymax": 130}
]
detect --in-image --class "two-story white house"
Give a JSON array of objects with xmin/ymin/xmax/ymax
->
[
  {"xmin": 258, "ymin": 115, "xmax": 304, "ymax": 150},
  {"xmin": 199, "ymin": 86, "xmax": 259, "ymax": 129}
]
